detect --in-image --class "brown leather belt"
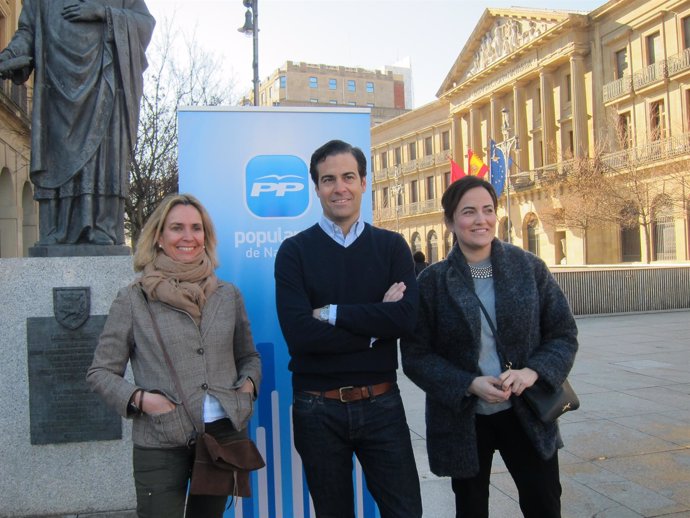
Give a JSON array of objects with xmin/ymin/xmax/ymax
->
[{"xmin": 305, "ymin": 382, "xmax": 394, "ymax": 403}]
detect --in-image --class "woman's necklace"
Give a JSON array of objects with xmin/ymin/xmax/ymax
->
[{"xmin": 469, "ymin": 263, "xmax": 493, "ymax": 279}]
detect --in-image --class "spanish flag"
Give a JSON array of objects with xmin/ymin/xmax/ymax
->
[{"xmin": 467, "ymin": 149, "xmax": 489, "ymax": 178}]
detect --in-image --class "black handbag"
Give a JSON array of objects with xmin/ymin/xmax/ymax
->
[
  {"xmin": 521, "ymin": 378, "xmax": 580, "ymax": 423},
  {"xmin": 454, "ymin": 265, "xmax": 579, "ymax": 422}
]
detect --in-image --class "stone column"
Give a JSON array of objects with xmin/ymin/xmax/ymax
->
[
  {"xmin": 469, "ymin": 105, "xmax": 480, "ymax": 155},
  {"xmin": 513, "ymin": 83, "xmax": 528, "ymax": 169},
  {"xmin": 540, "ymin": 70, "xmax": 556, "ymax": 164},
  {"xmin": 490, "ymin": 96, "xmax": 502, "ymax": 144},
  {"xmin": 452, "ymin": 112, "xmax": 465, "ymax": 165}
]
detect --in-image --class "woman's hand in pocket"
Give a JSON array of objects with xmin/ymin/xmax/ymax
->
[{"xmin": 141, "ymin": 391, "xmax": 176, "ymax": 415}]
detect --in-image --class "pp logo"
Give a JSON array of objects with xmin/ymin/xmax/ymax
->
[{"xmin": 245, "ymin": 155, "xmax": 309, "ymax": 218}]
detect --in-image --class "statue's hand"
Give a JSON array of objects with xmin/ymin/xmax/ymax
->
[{"xmin": 62, "ymin": 1, "xmax": 106, "ymax": 22}]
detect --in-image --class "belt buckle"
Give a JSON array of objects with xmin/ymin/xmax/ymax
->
[{"xmin": 338, "ymin": 386, "xmax": 355, "ymax": 403}]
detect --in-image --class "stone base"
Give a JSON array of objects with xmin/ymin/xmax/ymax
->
[
  {"xmin": 0, "ymin": 257, "xmax": 137, "ymax": 517},
  {"xmin": 28, "ymin": 244, "xmax": 131, "ymax": 257}
]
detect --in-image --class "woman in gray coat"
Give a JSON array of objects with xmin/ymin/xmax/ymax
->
[
  {"xmin": 401, "ymin": 177, "xmax": 577, "ymax": 518},
  {"xmin": 87, "ymin": 193, "xmax": 261, "ymax": 518}
]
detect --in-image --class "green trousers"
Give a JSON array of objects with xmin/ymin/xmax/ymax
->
[{"xmin": 132, "ymin": 419, "xmax": 245, "ymax": 518}]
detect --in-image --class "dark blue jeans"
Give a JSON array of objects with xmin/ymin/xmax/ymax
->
[
  {"xmin": 292, "ymin": 386, "xmax": 422, "ymax": 518},
  {"xmin": 451, "ymin": 408, "xmax": 561, "ymax": 518}
]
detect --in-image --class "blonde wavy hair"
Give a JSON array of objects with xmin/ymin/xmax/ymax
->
[{"xmin": 133, "ymin": 193, "xmax": 219, "ymax": 272}]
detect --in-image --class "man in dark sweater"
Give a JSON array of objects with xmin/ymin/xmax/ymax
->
[{"xmin": 274, "ymin": 140, "xmax": 422, "ymax": 518}]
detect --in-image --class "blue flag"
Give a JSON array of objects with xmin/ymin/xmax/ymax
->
[{"xmin": 489, "ymin": 139, "xmax": 506, "ymax": 197}]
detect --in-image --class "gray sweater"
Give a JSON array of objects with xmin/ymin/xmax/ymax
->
[
  {"xmin": 401, "ymin": 240, "xmax": 578, "ymax": 478},
  {"xmin": 87, "ymin": 282, "xmax": 261, "ymax": 448}
]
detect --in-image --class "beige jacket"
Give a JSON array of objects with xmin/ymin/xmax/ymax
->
[{"xmin": 87, "ymin": 281, "xmax": 261, "ymax": 448}]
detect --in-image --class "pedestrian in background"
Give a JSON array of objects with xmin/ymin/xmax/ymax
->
[{"xmin": 413, "ymin": 250, "xmax": 429, "ymax": 276}]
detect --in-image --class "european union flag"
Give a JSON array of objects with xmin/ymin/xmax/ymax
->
[{"xmin": 489, "ymin": 139, "xmax": 506, "ymax": 197}]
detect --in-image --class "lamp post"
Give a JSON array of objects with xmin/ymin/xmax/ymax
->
[
  {"xmin": 238, "ymin": 0, "xmax": 259, "ymax": 106},
  {"xmin": 389, "ymin": 165, "xmax": 403, "ymax": 234},
  {"xmin": 496, "ymin": 108, "xmax": 519, "ymax": 243}
]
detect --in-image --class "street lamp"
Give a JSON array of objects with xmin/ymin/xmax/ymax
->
[
  {"xmin": 389, "ymin": 165, "xmax": 403, "ymax": 234},
  {"xmin": 238, "ymin": 0, "xmax": 259, "ymax": 106},
  {"xmin": 496, "ymin": 108, "xmax": 519, "ymax": 243}
]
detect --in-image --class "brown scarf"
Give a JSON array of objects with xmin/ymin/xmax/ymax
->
[{"xmin": 140, "ymin": 252, "xmax": 218, "ymax": 326}]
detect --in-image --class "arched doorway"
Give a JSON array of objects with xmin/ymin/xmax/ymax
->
[
  {"xmin": 523, "ymin": 213, "xmax": 540, "ymax": 256},
  {"xmin": 652, "ymin": 195, "xmax": 675, "ymax": 261},
  {"xmin": 620, "ymin": 202, "xmax": 641, "ymax": 262},
  {"xmin": 426, "ymin": 230, "xmax": 438, "ymax": 263},
  {"xmin": 411, "ymin": 232, "xmax": 422, "ymax": 253},
  {"xmin": 22, "ymin": 182, "xmax": 37, "ymax": 256},
  {"xmin": 0, "ymin": 167, "xmax": 18, "ymax": 258}
]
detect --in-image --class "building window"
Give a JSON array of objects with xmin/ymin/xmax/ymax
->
[
  {"xmin": 347, "ymin": 80, "xmax": 356, "ymax": 92},
  {"xmin": 536, "ymin": 87, "xmax": 541, "ymax": 114},
  {"xmin": 567, "ymin": 130, "xmax": 574, "ymax": 156},
  {"xmin": 424, "ymin": 136, "xmax": 433, "ymax": 156},
  {"xmin": 650, "ymin": 100, "xmax": 666, "ymax": 140},
  {"xmin": 441, "ymin": 131, "xmax": 450, "ymax": 151},
  {"xmin": 309, "ymin": 76, "xmax": 318, "ymax": 88},
  {"xmin": 684, "ymin": 16, "xmax": 690, "ymax": 50},
  {"xmin": 380, "ymin": 151, "xmax": 388, "ymax": 170},
  {"xmin": 371, "ymin": 190, "xmax": 375, "ymax": 210},
  {"xmin": 408, "ymin": 142, "xmax": 417, "ymax": 161},
  {"xmin": 382, "ymin": 187, "xmax": 389, "ymax": 208},
  {"xmin": 394, "ymin": 147, "xmax": 402, "ymax": 165},
  {"xmin": 618, "ymin": 112, "xmax": 632, "ymax": 149},
  {"xmin": 426, "ymin": 176, "xmax": 435, "ymax": 200},
  {"xmin": 614, "ymin": 48, "xmax": 628, "ymax": 79},
  {"xmin": 565, "ymin": 74, "xmax": 572, "ymax": 102},
  {"xmin": 646, "ymin": 32, "xmax": 661, "ymax": 65},
  {"xmin": 525, "ymin": 214, "xmax": 540, "ymax": 256},
  {"xmin": 366, "ymin": 81, "xmax": 374, "ymax": 93},
  {"xmin": 410, "ymin": 180, "xmax": 418, "ymax": 203},
  {"xmin": 443, "ymin": 171, "xmax": 451, "ymax": 190},
  {"xmin": 328, "ymin": 78, "xmax": 337, "ymax": 90},
  {"xmin": 280, "ymin": 75, "xmax": 286, "ymax": 88}
]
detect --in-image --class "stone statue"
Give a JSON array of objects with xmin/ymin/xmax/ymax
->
[{"xmin": 0, "ymin": 0, "xmax": 155, "ymax": 249}]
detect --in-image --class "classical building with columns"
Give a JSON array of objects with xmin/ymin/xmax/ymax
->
[
  {"xmin": 0, "ymin": 0, "xmax": 34, "ymax": 258},
  {"xmin": 373, "ymin": 0, "xmax": 690, "ymax": 265}
]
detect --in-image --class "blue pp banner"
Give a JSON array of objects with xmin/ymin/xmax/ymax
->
[{"xmin": 178, "ymin": 107, "xmax": 375, "ymax": 518}]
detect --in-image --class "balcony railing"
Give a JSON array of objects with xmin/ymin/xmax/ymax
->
[
  {"xmin": 603, "ymin": 75, "xmax": 632, "ymax": 102},
  {"xmin": 374, "ymin": 198, "xmax": 442, "ymax": 223},
  {"xmin": 633, "ymin": 61, "xmax": 667, "ymax": 90},
  {"xmin": 667, "ymin": 47, "xmax": 690, "ymax": 76},
  {"xmin": 600, "ymin": 132, "xmax": 690, "ymax": 170},
  {"xmin": 1, "ymin": 80, "xmax": 30, "ymax": 119},
  {"xmin": 602, "ymin": 47, "xmax": 690, "ymax": 103}
]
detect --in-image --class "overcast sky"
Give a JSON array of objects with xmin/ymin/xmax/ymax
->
[{"xmin": 145, "ymin": 0, "xmax": 605, "ymax": 108}]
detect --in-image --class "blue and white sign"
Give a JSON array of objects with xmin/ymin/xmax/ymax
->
[{"xmin": 178, "ymin": 107, "xmax": 374, "ymax": 518}]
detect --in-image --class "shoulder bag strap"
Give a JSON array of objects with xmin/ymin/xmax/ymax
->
[{"xmin": 450, "ymin": 263, "xmax": 511, "ymax": 371}]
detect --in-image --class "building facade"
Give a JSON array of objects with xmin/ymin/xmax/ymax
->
[
  {"xmin": 373, "ymin": 0, "xmax": 690, "ymax": 266},
  {"xmin": 248, "ymin": 60, "xmax": 410, "ymax": 125},
  {"xmin": 0, "ymin": 0, "xmax": 34, "ymax": 258}
]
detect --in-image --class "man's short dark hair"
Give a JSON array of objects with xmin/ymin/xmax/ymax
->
[
  {"xmin": 309, "ymin": 139, "xmax": 367, "ymax": 185},
  {"xmin": 413, "ymin": 251, "xmax": 426, "ymax": 263},
  {"xmin": 441, "ymin": 176, "xmax": 498, "ymax": 223}
]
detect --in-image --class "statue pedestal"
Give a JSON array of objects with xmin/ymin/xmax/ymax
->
[
  {"xmin": 0, "ymin": 256, "xmax": 137, "ymax": 517},
  {"xmin": 29, "ymin": 244, "xmax": 131, "ymax": 257}
]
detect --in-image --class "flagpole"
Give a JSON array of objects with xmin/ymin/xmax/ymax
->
[{"xmin": 498, "ymin": 108, "xmax": 519, "ymax": 244}]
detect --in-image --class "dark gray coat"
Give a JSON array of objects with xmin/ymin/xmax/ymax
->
[{"xmin": 401, "ymin": 240, "xmax": 578, "ymax": 478}]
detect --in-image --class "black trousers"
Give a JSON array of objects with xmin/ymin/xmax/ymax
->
[
  {"xmin": 451, "ymin": 408, "xmax": 562, "ymax": 518},
  {"xmin": 132, "ymin": 419, "xmax": 244, "ymax": 518}
]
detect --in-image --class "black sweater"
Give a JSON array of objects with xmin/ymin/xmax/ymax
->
[{"xmin": 274, "ymin": 223, "xmax": 418, "ymax": 391}]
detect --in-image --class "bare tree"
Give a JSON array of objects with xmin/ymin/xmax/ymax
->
[{"xmin": 126, "ymin": 16, "xmax": 237, "ymax": 246}]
